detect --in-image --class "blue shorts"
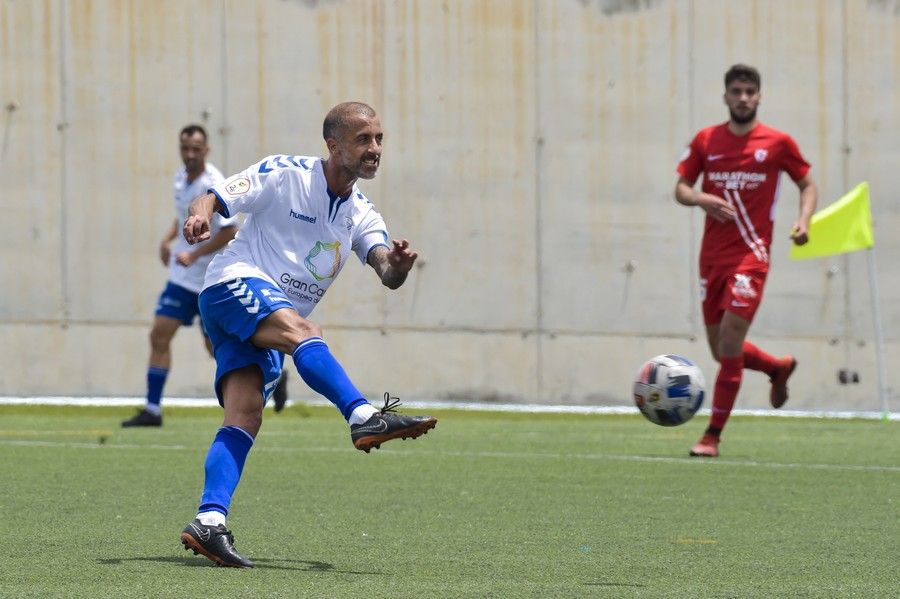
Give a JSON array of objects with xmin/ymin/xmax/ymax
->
[
  {"xmin": 155, "ymin": 281, "xmax": 201, "ymax": 326},
  {"xmin": 199, "ymin": 277, "xmax": 294, "ymax": 406}
]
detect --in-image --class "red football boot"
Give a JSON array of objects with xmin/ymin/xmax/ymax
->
[
  {"xmin": 689, "ymin": 433, "xmax": 720, "ymax": 458},
  {"xmin": 770, "ymin": 357, "xmax": 797, "ymax": 409}
]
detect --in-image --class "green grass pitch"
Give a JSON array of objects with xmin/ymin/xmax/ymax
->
[{"xmin": 0, "ymin": 404, "xmax": 897, "ymax": 598}]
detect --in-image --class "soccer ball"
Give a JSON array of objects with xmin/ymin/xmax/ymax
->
[{"xmin": 632, "ymin": 354, "xmax": 705, "ymax": 426}]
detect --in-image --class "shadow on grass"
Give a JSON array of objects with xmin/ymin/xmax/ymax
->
[
  {"xmin": 583, "ymin": 581, "xmax": 647, "ymax": 588},
  {"xmin": 98, "ymin": 556, "xmax": 382, "ymax": 574}
]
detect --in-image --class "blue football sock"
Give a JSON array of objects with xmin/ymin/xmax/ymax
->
[
  {"xmin": 198, "ymin": 426, "xmax": 254, "ymax": 517},
  {"xmin": 146, "ymin": 366, "xmax": 168, "ymax": 409},
  {"xmin": 292, "ymin": 337, "xmax": 367, "ymax": 421}
]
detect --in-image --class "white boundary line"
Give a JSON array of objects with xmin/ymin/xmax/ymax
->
[
  {"xmin": 1, "ymin": 439, "xmax": 896, "ymax": 473},
  {"xmin": 0, "ymin": 396, "xmax": 896, "ymax": 421}
]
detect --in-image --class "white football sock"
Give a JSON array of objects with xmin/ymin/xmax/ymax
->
[
  {"xmin": 144, "ymin": 403, "xmax": 161, "ymax": 416},
  {"xmin": 196, "ymin": 511, "xmax": 226, "ymax": 527},
  {"xmin": 348, "ymin": 403, "xmax": 379, "ymax": 425}
]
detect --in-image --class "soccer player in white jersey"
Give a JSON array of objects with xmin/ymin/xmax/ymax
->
[
  {"xmin": 178, "ymin": 103, "xmax": 437, "ymax": 567},
  {"xmin": 122, "ymin": 125, "xmax": 238, "ymax": 427}
]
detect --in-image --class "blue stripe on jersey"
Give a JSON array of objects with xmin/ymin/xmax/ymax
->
[
  {"xmin": 367, "ymin": 243, "xmax": 389, "ymax": 258},
  {"xmin": 261, "ymin": 155, "xmax": 311, "ymax": 173},
  {"xmin": 285, "ymin": 156, "xmax": 310, "ymax": 169},
  {"xmin": 208, "ymin": 188, "xmax": 231, "ymax": 218},
  {"xmin": 259, "ymin": 155, "xmax": 286, "ymax": 173},
  {"xmin": 330, "ymin": 197, "xmax": 349, "ymax": 222},
  {"xmin": 326, "ymin": 188, "xmax": 350, "ymax": 222}
]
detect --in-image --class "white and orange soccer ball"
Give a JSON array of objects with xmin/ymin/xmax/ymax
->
[{"xmin": 633, "ymin": 354, "xmax": 705, "ymax": 426}]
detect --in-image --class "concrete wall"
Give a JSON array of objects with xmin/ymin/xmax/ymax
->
[{"xmin": 1, "ymin": 0, "xmax": 897, "ymax": 411}]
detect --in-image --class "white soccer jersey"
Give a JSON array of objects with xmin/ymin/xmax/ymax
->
[
  {"xmin": 169, "ymin": 163, "xmax": 235, "ymax": 293},
  {"xmin": 204, "ymin": 155, "xmax": 390, "ymax": 317}
]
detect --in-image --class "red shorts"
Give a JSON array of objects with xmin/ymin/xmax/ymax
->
[{"xmin": 699, "ymin": 261, "xmax": 769, "ymax": 325}]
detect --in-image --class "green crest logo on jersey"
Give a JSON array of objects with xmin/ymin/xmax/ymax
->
[{"xmin": 304, "ymin": 241, "xmax": 341, "ymax": 281}]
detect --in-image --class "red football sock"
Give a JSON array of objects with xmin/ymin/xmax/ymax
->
[
  {"xmin": 707, "ymin": 356, "xmax": 744, "ymax": 435},
  {"xmin": 742, "ymin": 341, "xmax": 779, "ymax": 377}
]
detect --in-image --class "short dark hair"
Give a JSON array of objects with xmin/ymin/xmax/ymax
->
[
  {"xmin": 724, "ymin": 64, "xmax": 761, "ymax": 89},
  {"xmin": 322, "ymin": 102, "xmax": 376, "ymax": 141},
  {"xmin": 180, "ymin": 124, "xmax": 208, "ymax": 142}
]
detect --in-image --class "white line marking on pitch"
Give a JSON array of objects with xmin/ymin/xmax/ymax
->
[
  {"xmin": 2, "ymin": 439, "xmax": 896, "ymax": 474},
  {"xmin": 0, "ymin": 440, "xmax": 187, "ymax": 451}
]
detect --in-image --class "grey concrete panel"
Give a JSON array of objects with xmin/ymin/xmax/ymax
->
[
  {"xmin": 61, "ymin": 0, "xmax": 226, "ymax": 323},
  {"xmin": 0, "ymin": 321, "xmax": 215, "ymax": 396},
  {"xmin": 0, "ymin": 1, "xmax": 64, "ymax": 320},
  {"xmin": 0, "ymin": 0, "xmax": 897, "ymax": 409},
  {"xmin": 372, "ymin": 0, "xmax": 540, "ymax": 330},
  {"xmin": 537, "ymin": 1, "xmax": 697, "ymax": 336},
  {"xmin": 845, "ymin": 0, "xmax": 900, "ymax": 341}
]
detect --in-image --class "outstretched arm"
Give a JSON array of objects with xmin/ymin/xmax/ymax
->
[
  {"xmin": 175, "ymin": 225, "xmax": 237, "ymax": 266},
  {"xmin": 674, "ymin": 177, "xmax": 736, "ymax": 223},
  {"xmin": 159, "ymin": 219, "xmax": 178, "ymax": 266},
  {"xmin": 367, "ymin": 239, "xmax": 418, "ymax": 290},
  {"xmin": 789, "ymin": 174, "xmax": 817, "ymax": 246},
  {"xmin": 183, "ymin": 193, "xmax": 223, "ymax": 245}
]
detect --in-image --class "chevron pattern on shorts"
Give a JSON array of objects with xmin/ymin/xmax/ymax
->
[{"xmin": 226, "ymin": 278, "xmax": 260, "ymax": 314}]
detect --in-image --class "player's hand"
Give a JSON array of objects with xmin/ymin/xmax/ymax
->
[
  {"xmin": 387, "ymin": 239, "xmax": 418, "ymax": 274},
  {"xmin": 159, "ymin": 241, "xmax": 171, "ymax": 266},
  {"xmin": 183, "ymin": 215, "xmax": 211, "ymax": 245},
  {"xmin": 789, "ymin": 221, "xmax": 809, "ymax": 245},
  {"xmin": 698, "ymin": 194, "xmax": 736, "ymax": 223},
  {"xmin": 175, "ymin": 251, "xmax": 197, "ymax": 267}
]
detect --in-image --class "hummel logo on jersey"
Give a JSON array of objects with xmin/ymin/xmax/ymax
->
[
  {"xmin": 352, "ymin": 418, "xmax": 389, "ymax": 435},
  {"xmin": 290, "ymin": 209, "xmax": 316, "ymax": 224},
  {"xmin": 260, "ymin": 288, "xmax": 292, "ymax": 305},
  {"xmin": 189, "ymin": 522, "xmax": 211, "ymax": 542},
  {"xmin": 708, "ymin": 154, "xmax": 725, "ymax": 161}
]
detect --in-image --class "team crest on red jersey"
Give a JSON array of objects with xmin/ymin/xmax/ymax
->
[
  {"xmin": 733, "ymin": 274, "xmax": 758, "ymax": 299},
  {"xmin": 754, "ymin": 148, "xmax": 768, "ymax": 163}
]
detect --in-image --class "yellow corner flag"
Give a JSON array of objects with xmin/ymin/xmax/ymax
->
[{"xmin": 790, "ymin": 182, "xmax": 875, "ymax": 260}]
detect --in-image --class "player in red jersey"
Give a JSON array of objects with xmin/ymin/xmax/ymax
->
[{"xmin": 675, "ymin": 64, "xmax": 818, "ymax": 457}]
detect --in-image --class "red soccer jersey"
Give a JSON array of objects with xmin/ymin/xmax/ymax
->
[{"xmin": 677, "ymin": 122, "xmax": 810, "ymax": 266}]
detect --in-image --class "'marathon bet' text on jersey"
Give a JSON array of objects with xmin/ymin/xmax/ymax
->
[
  {"xmin": 205, "ymin": 155, "xmax": 390, "ymax": 317},
  {"xmin": 677, "ymin": 122, "xmax": 810, "ymax": 267}
]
